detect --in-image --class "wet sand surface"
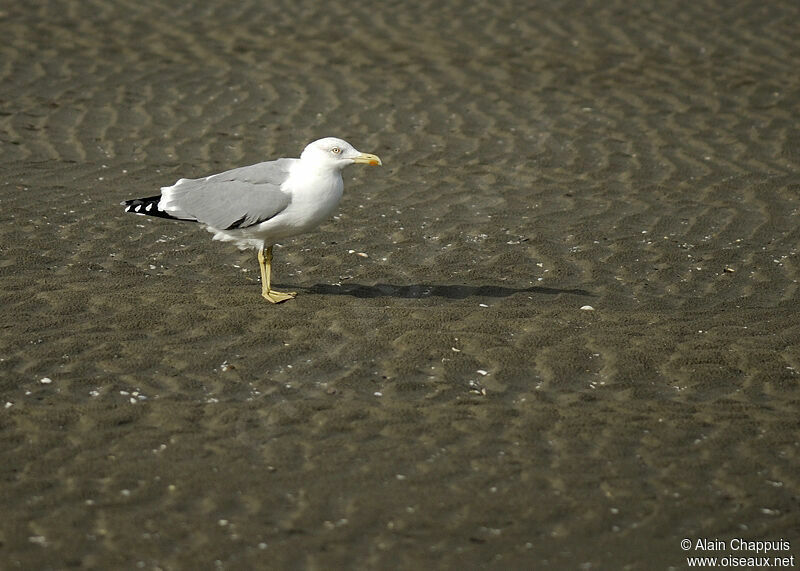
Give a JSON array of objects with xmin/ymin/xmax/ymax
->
[{"xmin": 2, "ymin": 0, "xmax": 799, "ymax": 568}]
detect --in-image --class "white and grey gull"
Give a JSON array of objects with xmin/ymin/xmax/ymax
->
[{"xmin": 122, "ymin": 137, "xmax": 382, "ymax": 303}]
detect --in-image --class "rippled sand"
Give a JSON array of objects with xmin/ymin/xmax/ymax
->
[{"xmin": 1, "ymin": 0, "xmax": 799, "ymax": 568}]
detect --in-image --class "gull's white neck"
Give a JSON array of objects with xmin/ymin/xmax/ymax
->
[
  {"xmin": 297, "ymin": 155, "xmax": 347, "ymax": 174},
  {"xmin": 284, "ymin": 158, "xmax": 345, "ymax": 219},
  {"xmin": 288, "ymin": 156, "xmax": 344, "ymax": 194}
]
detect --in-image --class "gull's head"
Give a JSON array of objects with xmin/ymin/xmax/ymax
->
[{"xmin": 300, "ymin": 137, "xmax": 382, "ymax": 170}]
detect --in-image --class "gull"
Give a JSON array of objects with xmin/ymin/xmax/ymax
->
[{"xmin": 122, "ymin": 137, "xmax": 382, "ymax": 303}]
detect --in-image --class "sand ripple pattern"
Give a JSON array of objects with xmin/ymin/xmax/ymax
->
[{"xmin": 1, "ymin": 0, "xmax": 799, "ymax": 568}]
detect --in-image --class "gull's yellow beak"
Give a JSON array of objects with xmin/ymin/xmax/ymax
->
[{"xmin": 352, "ymin": 153, "xmax": 382, "ymax": 166}]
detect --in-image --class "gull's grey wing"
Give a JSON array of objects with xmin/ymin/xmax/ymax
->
[{"xmin": 159, "ymin": 158, "xmax": 295, "ymax": 230}]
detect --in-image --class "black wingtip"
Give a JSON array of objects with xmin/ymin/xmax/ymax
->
[
  {"xmin": 122, "ymin": 195, "xmax": 165, "ymax": 217},
  {"xmin": 121, "ymin": 194, "xmax": 198, "ymax": 222}
]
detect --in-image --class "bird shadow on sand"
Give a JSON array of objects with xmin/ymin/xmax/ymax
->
[{"xmin": 300, "ymin": 282, "xmax": 594, "ymax": 300}]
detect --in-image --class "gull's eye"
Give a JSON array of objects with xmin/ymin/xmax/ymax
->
[{"xmin": 331, "ymin": 147, "xmax": 341, "ymax": 154}]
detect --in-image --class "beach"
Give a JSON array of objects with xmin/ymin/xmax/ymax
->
[{"xmin": 1, "ymin": 0, "xmax": 799, "ymax": 568}]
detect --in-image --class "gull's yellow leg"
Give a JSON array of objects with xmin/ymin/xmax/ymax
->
[{"xmin": 258, "ymin": 245, "xmax": 296, "ymax": 303}]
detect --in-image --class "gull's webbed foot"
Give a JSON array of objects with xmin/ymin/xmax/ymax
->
[{"xmin": 262, "ymin": 289, "xmax": 297, "ymax": 304}]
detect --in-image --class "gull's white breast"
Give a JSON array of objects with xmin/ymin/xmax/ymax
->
[{"xmin": 277, "ymin": 162, "xmax": 345, "ymax": 234}]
